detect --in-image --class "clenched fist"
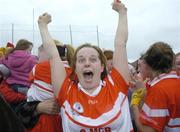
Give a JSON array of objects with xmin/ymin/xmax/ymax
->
[
  {"xmin": 112, "ymin": 0, "xmax": 127, "ymax": 14},
  {"xmin": 38, "ymin": 13, "xmax": 52, "ymax": 25}
]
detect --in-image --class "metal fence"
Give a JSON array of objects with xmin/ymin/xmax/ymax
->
[{"xmin": 0, "ymin": 24, "xmax": 114, "ymax": 55}]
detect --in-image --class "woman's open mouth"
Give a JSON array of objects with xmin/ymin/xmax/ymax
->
[{"xmin": 83, "ymin": 71, "xmax": 94, "ymax": 81}]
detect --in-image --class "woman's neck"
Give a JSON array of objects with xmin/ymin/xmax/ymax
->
[
  {"xmin": 79, "ymin": 81, "xmax": 102, "ymax": 96},
  {"xmin": 85, "ymin": 85, "xmax": 99, "ymax": 94},
  {"xmin": 150, "ymin": 71, "xmax": 168, "ymax": 81}
]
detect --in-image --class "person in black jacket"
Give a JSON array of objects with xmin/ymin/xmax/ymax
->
[{"xmin": 0, "ymin": 94, "xmax": 25, "ymax": 132}]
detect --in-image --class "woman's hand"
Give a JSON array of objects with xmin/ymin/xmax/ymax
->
[
  {"xmin": 38, "ymin": 13, "xmax": 52, "ymax": 26},
  {"xmin": 36, "ymin": 99, "xmax": 60, "ymax": 115},
  {"xmin": 130, "ymin": 73, "xmax": 146, "ymax": 90},
  {"xmin": 130, "ymin": 74, "xmax": 147, "ymax": 107},
  {"xmin": 112, "ymin": 0, "xmax": 127, "ymax": 14}
]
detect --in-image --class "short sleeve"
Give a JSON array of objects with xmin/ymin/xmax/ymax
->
[
  {"xmin": 109, "ymin": 67, "xmax": 128, "ymax": 94},
  {"xmin": 56, "ymin": 76, "xmax": 72, "ymax": 107}
]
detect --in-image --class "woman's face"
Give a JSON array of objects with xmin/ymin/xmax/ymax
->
[
  {"xmin": 75, "ymin": 47, "xmax": 104, "ymax": 92},
  {"xmin": 175, "ymin": 54, "xmax": 180, "ymax": 75},
  {"xmin": 138, "ymin": 59, "xmax": 152, "ymax": 80}
]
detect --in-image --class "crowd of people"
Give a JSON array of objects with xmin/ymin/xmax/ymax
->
[{"xmin": 0, "ymin": 0, "xmax": 179, "ymax": 132}]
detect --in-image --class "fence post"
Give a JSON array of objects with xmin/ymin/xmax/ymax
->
[
  {"xmin": 69, "ymin": 25, "xmax": 73, "ymax": 46},
  {"xmin": 33, "ymin": 8, "xmax": 35, "ymax": 45},
  {"xmin": 32, "ymin": 8, "xmax": 35, "ymax": 54},
  {"xmin": 96, "ymin": 25, "xmax": 100, "ymax": 47},
  {"xmin": 11, "ymin": 23, "xmax": 14, "ymax": 44}
]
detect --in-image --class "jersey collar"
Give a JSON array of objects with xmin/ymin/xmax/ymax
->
[
  {"xmin": 147, "ymin": 71, "xmax": 178, "ymax": 87},
  {"xmin": 78, "ymin": 81, "xmax": 104, "ymax": 97}
]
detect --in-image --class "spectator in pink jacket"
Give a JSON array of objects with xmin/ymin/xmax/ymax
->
[
  {"xmin": 0, "ymin": 64, "xmax": 26, "ymax": 103},
  {"xmin": 0, "ymin": 39, "xmax": 37, "ymax": 95}
]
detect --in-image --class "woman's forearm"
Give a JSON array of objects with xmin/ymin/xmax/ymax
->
[
  {"xmin": 38, "ymin": 13, "xmax": 66, "ymax": 96},
  {"xmin": 112, "ymin": 1, "xmax": 129, "ymax": 84},
  {"xmin": 115, "ymin": 13, "xmax": 128, "ymax": 47},
  {"xmin": 38, "ymin": 24, "xmax": 59, "ymax": 58}
]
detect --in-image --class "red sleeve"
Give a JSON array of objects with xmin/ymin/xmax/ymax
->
[
  {"xmin": 0, "ymin": 81, "xmax": 26, "ymax": 103},
  {"xmin": 56, "ymin": 67, "xmax": 73, "ymax": 107}
]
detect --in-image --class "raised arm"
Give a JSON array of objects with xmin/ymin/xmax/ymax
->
[
  {"xmin": 38, "ymin": 13, "xmax": 66, "ymax": 97},
  {"xmin": 112, "ymin": 0, "xmax": 129, "ymax": 83}
]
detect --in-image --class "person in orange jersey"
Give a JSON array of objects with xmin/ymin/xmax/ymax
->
[
  {"xmin": 131, "ymin": 42, "xmax": 180, "ymax": 132},
  {"xmin": 38, "ymin": 0, "xmax": 134, "ymax": 131},
  {"xmin": 26, "ymin": 41, "xmax": 74, "ymax": 132}
]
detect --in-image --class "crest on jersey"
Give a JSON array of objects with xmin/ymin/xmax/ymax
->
[{"xmin": 73, "ymin": 102, "xmax": 84, "ymax": 113}]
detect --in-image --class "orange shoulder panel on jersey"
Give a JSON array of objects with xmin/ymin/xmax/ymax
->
[
  {"xmin": 33, "ymin": 61, "xmax": 51, "ymax": 84},
  {"xmin": 57, "ymin": 75, "xmax": 72, "ymax": 107},
  {"xmin": 29, "ymin": 61, "xmax": 72, "ymax": 85},
  {"xmin": 110, "ymin": 67, "xmax": 128, "ymax": 94}
]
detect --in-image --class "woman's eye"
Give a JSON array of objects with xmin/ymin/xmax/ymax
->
[
  {"xmin": 90, "ymin": 58, "xmax": 97, "ymax": 62},
  {"xmin": 78, "ymin": 59, "xmax": 85, "ymax": 63}
]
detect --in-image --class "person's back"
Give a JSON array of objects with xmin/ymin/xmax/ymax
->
[
  {"xmin": 27, "ymin": 61, "xmax": 64, "ymax": 132},
  {"xmin": 142, "ymin": 71, "xmax": 180, "ymax": 131},
  {"xmin": 26, "ymin": 43, "xmax": 74, "ymax": 132},
  {"xmin": 5, "ymin": 50, "xmax": 36, "ymax": 85},
  {"xmin": 28, "ymin": 42, "xmax": 73, "ymax": 101},
  {"xmin": 0, "ymin": 39, "xmax": 37, "ymax": 95},
  {"xmin": 156, "ymin": 74, "xmax": 180, "ymax": 130}
]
